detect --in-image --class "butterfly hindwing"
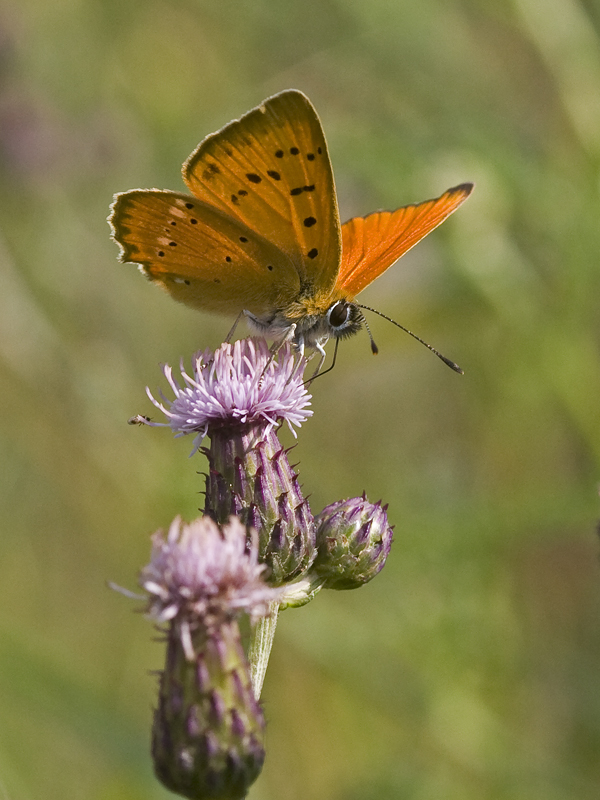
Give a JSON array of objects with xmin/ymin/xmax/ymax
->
[
  {"xmin": 337, "ymin": 183, "xmax": 473, "ymax": 298},
  {"xmin": 109, "ymin": 190, "xmax": 302, "ymax": 316},
  {"xmin": 182, "ymin": 89, "xmax": 342, "ymax": 298}
]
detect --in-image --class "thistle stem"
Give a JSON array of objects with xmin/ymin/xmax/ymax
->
[{"xmin": 248, "ymin": 601, "xmax": 280, "ymax": 699}]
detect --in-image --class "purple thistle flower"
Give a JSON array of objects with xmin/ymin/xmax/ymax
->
[
  {"xmin": 147, "ymin": 338, "xmax": 312, "ymax": 451},
  {"xmin": 141, "ymin": 515, "xmax": 282, "ymax": 634}
]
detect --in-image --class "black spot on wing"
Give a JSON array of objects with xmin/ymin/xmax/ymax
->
[
  {"xmin": 291, "ymin": 185, "xmax": 315, "ymax": 196},
  {"xmin": 246, "ymin": 173, "xmax": 262, "ymax": 183},
  {"xmin": 303, "ymin": 217, "xmax": 317, "ymax": 228},
  {"xmin": 267, "ymin": 170, "xmax": 281, "ymax": 180},
  {"xmin": 202, "ymin": 165, "xmax": 221, "ymax": 181},
  {"xmin": 275, "ymin": 149, "xmax": 284, "ymax": 158},
  {"xmin": 307, "ymin": 248, "xmax": 318, "ymax": 259},
  {"xmin": 290, "ymin": 147, "xmax": 299, "ymax": 155}
]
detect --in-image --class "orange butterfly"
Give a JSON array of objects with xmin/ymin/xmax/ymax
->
[{"xmin": 109, "ymin": 90, "xmax": 472, "ymax": 370}]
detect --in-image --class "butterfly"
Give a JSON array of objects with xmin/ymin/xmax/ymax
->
[{"xmin": 109, "ymin": 90, "xmax": 472, "ymax": 371}]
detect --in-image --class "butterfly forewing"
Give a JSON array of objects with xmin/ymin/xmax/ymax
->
[
  {"xmin": 338, "ymin": 183, "xmax": 473, "ymax": 298},
  {"xmin": 182, "ymin": 89, "xmax": 342, "ymax": 298},
  {"xmin": 109, "ymin": 190, "xmax": 302, "ymax": 316}
]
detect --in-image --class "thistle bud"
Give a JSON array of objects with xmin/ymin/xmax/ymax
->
[
  {"xmin": 312, "ymin": 495, "xmax": 393, "ymax": 590},
  {"xmin": 141, "ymin": 516, "xmax": 283, "ymax": 799},
  {"xmin": 205, "ymin": 426, "xmax": 316, "ymax": 586},
  {"xmin": 152, "ymin": 620, "xmax": 265, "ymax": 800}
]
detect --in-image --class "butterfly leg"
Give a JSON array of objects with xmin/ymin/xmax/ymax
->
[
  {"xmin": 266, "ymin": 323, "xmax": 299, "ymax": 356},
  {"xmin": 304, "ymin": 338, "xmax": 339, "ymax": 385},
  {"xmin": 252, "ymin": 324, "xmax": 300, "ymax": 386},
  {"xmin": 225, "ymin": 311, "xmax": 246, "ymax": 344},
  {"xmin": 292, "ymin": 327, "xmax": 304, "ymax": 357},
  {"xmin": 307, "ymin": 337, "xmax": 329, "ymax": 380}
]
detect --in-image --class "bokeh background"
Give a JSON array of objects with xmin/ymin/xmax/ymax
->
[{"xmin": 2, "ymin": 0, "xmax": 600, "ymax": 798}]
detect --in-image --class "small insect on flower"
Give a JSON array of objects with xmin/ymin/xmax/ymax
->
[
  {"xmin": 109, "ymin": 89, "xmax": 472, "ymax": 372},
  {"xmin": 128, "ymin": 414, "xmax": 152, "ymax": 426}
]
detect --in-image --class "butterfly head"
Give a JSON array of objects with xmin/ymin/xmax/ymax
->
[{"xmin": 245, "ymin": 296, "xmax": 364, "ymax": 356}]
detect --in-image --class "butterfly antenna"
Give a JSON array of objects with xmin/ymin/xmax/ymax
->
[
  {"xmin": 357, "ymin": 304, "xmax": 464, "ymax": 374},
  {"xmin": 360, "ymin": 313, "xmax": 379, "ymax": 355}
]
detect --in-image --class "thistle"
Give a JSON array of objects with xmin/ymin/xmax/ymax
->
[
  {"xmin": 142, "ymin": 515, "xmax": 282, "ymax": 800},
  {"xmin": 311, "ymin": 495, "xmax": 394, "ymax": 590},
  {"xmin": 147, "ymin": 338, "xmax": 316, "ymax": 585},
  {"xmin": 127, "ymin": 336, "xmax": 395, "ymax": 798}
]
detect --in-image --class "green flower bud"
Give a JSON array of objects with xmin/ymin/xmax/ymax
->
[{"xmin": 312, "ymin": 495, "xmax": 393, "ymax": 590}]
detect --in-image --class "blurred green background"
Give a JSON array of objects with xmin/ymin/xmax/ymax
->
[{"xmin": 2, "ymin": 0, "xmax": 600, "ymax": 798}]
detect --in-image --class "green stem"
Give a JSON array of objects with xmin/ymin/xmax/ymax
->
[{"xmin": 248, "ymin": 601, "xmax": 280, "ymax": 699}]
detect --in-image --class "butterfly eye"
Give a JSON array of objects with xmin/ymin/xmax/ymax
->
[
  {"xmin": 328, "ymin": 300, "xmax": 350, "ymax": 329},
  {"xmin": 326, "ymin": 301, "xmax": 364, "ymax": 342}
]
